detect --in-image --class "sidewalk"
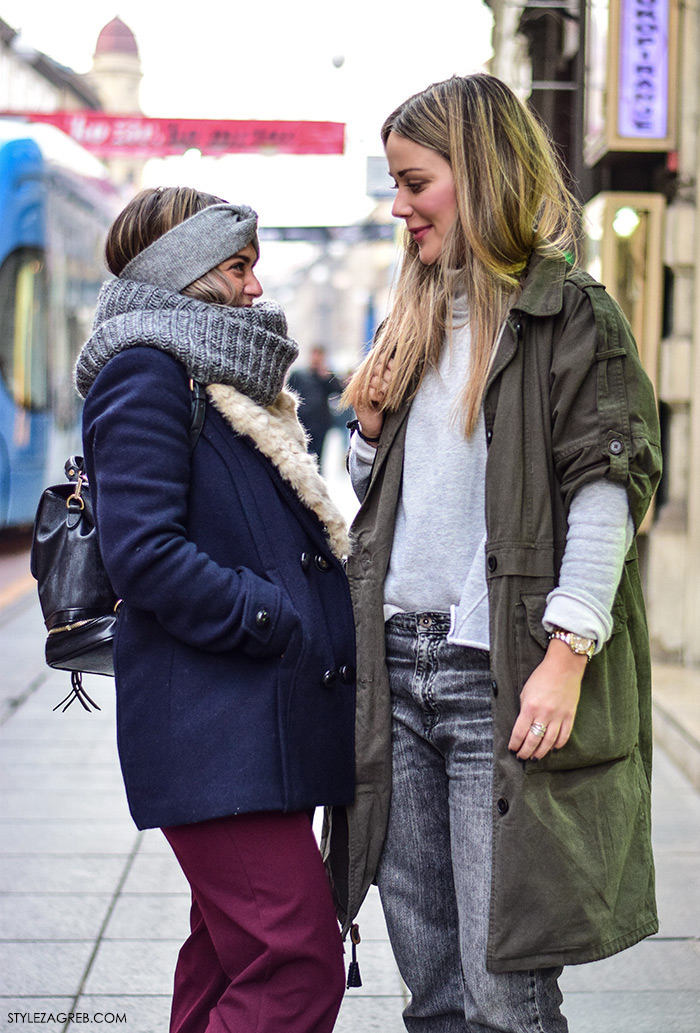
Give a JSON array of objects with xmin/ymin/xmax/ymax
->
[{"xmin": 1, "ymin": 603, "xmax": 698, "ymax": 1033}]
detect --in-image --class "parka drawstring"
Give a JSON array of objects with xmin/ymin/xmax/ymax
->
[{"xmin": 346, "ymin": 923, "xmax": 362, "ymax": 988}]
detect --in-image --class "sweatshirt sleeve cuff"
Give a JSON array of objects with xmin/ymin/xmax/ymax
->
[
  {"xmin": 350, "ymin": 432, "xmax": 379, "ymax": 466},
  {"xmin": 542, "ymin": 590, "xmax": 612, "ymax": 653}
]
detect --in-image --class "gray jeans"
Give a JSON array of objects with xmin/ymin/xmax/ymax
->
[{"xmin": 377, "ymin": 612, "xmax": 567, "ymax": 1033}]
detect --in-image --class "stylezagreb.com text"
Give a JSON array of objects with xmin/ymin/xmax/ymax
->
[{"xmin": 6, "ymin": 1014, "xmax": 127, "ymax": 1025}]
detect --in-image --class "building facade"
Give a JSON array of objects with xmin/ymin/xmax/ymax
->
[
  {"xmin": 487, "ymin": 0, "xmax": 700, "ymax": 666},
  {"xmin": 0, "ymin": 15, "xmax": 144, "ymax": 190},
  {"xmin": 0, "ymin": 17, "xmax": 101, "ymax": 112}
]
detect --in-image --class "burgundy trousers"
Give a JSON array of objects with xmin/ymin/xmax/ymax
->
[{"xmin": 162, "ymin": 811, "xmax": 346, "ymax": 1033}]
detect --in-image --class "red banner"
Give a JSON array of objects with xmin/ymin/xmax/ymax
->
[{"xmin": 5, "ymin": 111, "xmax": 345, "ymax": 157}]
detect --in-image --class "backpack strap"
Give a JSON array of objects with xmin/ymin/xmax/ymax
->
[{"xmin": 189, "ymin": 379, "xmax": 206, "ymax": 449}]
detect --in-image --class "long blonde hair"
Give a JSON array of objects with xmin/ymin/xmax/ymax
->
[{"xmin": 345, "ymin": 73, "xmax": 581, "ymax": 435}]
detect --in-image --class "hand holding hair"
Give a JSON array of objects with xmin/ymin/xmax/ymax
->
[{"xmin": 354, "ymin": 358, "xmax": 394, "ymax": 445}]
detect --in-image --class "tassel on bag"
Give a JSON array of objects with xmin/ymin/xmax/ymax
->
[
  {"xmin": 346, "ymin": 923, "xmax": 362, "ymax": 988},
  {"xmin": 53, "ymin": 670, "xmax": 102, "ymax": 713}
]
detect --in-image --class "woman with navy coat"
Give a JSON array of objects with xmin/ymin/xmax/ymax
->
[{"xmin": 75, "ymin": 187, "xmax": 356, "ymax": 1033}]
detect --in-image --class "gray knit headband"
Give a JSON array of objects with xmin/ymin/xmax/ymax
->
[{"xmin": 120, "ymin": 203, "xmax": 260, "ymax": 291}]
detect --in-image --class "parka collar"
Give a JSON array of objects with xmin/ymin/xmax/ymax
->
[
  {"xmin": 511, "ymin": 251, "xmax": 570, "ymax": 317},
  {"xmin": 487, "ymin": 251, "xmax": 570, "ymax": 389}
]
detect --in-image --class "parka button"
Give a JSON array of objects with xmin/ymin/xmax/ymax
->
[
  {"xmin": 608, "ymin": 438, "xmax": 624, "ymax": 455},
  {"xmin": 339, "ymin": 665, "xmax": 355, "ymax": 684},
  {"xmin": 497, "ymin": 798, "xmax": 509, "ymax": 815},
  {"xmin": 315, "ymin": 554, "xmax": 332, "ymax": 572},
  {"xmin": 255, "ymin": 609, "xmax": 270, "ymax": 628},
  {"xmin": 487, "ymin": 555, "xmax": 498, "ymax": 572},
  {"xmin": 300, "ymin": 551, "xmax": 311, "ymax": 571},
  {"xmin": 322, "ymin": 669, "xmax": 337, "ymax": 687}
]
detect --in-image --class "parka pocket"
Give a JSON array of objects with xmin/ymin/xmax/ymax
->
[
  {"xmin": 515, "ymin": 593, "xmax": 640, "ymax": 773},
  {"xmin": 513, "ymin": 592, "xmax": 549, "ymax": 687}
]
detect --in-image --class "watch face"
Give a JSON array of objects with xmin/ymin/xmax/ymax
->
[{"xmin": 570, "ymin": 634, "xmax": 594, "ymax": 654}]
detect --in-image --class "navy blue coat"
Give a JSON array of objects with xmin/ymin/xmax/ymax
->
[{"xmin": 81, "ymin": 347, "xmax": 356, "ymax": 830}]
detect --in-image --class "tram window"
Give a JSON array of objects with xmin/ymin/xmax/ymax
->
[{"xmin": 0, "ymin": 248, "xmax": 49, "ymax": 410}]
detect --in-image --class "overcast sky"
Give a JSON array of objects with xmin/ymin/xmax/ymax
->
[{"xmin": 3, "ymin": 1, "xmax": 493, "ymax": 226}]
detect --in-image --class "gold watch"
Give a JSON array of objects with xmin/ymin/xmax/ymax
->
[{"xmin": 549, "ymin": 627, "xmax": 595, "ymax": 662}]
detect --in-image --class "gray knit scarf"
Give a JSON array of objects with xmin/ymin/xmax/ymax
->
[{"xmin": 75, "ymin": 278, "xmax": 299, "ymax": 406}]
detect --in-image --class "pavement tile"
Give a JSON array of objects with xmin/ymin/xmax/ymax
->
[
  {"xmin": 104, "ymin": 894, "xmax": 190, "ymax": 941},
  {"xmin": 654, "ymin": 855, "xmax": 700, "ymax": 937},
  {"xmin": 559, "ymin": 938, "xmax": 700, "ymax": 992},
  {"xmin": 82, "ymin": 939, "xmax": 180, "ymax": 996},
  {"xmin": 0, "ymin": 720, "xmax": 115, "ymax": 745},
  {"xmin": 0, "ymin": 892, "xmax": 113, "ymax": 941},
  {"xmin": 0, "ymin": 741, "xmax": 117, "ymax": 770},
  {"xmin": 562, "ymin": 990, "xmax": 700, "ymax": 1033},
  {"xmin": 650, "ymin": 747, "xmax": 692, "ymax": 791},
  {"xmin": 0, "ymin": 855, "xmax": 132, "ymax": 895},
  {"xmin": 0, "ymin": 941, "xmax": 94, "ymax": 996},
  {"xmin": 0, "ymin": 790, "xmax": 131, "ymax": 823},
  {"xmin": 1, "ymin": 691, "xmax": 116, "ymax": 743},
  {"xmin": 651, "ymin": 785, "xmax": 700, "ymax": 853},
  {"xmin": 335, "ymin": 993, "xmax": 406, "ymax": 1032},
  {"xmin": 118, "ymin": 854, "xmax": 189, "ymax": 896},
  {"xmin": 1, "ymin": 767, "xmax": 125, "ymax": 794},
  {"xmin": 134, "ymin": 828, "xmax": 175, "ymax": 855},
  {"xmin": 0, "ymin": 822, "xmax": 138, "ymax": 855}
]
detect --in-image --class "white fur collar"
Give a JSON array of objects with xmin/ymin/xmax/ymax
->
[{"xmin": 207, "ymin": 384, "xmax": 351, "ymax": 559}]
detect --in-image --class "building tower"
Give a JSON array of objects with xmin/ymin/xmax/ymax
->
[
  {"xmin": 88, "ymin": 17, "xmax": 141, "ymax": 113},
  {"xmin": 486, "ymin": 0, "xmax": 700, "ymax": 673},
  {"xmin": 85, "ymin": 16, "xmax": 143, "ymax": 188}
]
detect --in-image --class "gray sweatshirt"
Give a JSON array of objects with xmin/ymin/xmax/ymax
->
[{"xmin": 350, "ymin": 299, "xmax": 633, "ymax": 651}]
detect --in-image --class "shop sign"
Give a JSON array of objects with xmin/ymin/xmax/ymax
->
[
  {"xmin": 618, "ymin": 0, "xmax": 670, "ymax": 138},
  {"xmin": 584, "ymin": 0, "xmax": 677, "ymax": 165}
]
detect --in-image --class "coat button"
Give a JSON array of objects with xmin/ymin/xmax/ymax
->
[
  {"xmin": 608, "ymin": 438, "xmax": 624, "ymax": 455},
  {"xmin": 491, "ymin": 679, "xmax": 498, "ymax": 697},
  {"xmin": 300, "ymin": 551, "xmax": 311, "ymax": 571},
  {"xmin": 322, "ymin": 669, "xmax": 337, "ymax": 687},
  {"xmin": 255, "ymin": 609, "xmax": 270, "ymax": 628},
  {"xmin": 487, "ymin": 555, "xmax": 498, "ymax": 572},
  {"xmin": 339, "ymin": 664, "xmax": 355, "ymax": 684},
  {"xmin": 315, "ymin": 554, "xmax": 332, "ymax": 572},
  {"xmin": 497, "ymin": 798, "xmax": 509, "ymax": 815}
]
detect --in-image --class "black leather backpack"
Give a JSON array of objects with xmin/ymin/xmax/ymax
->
[{"xmin": 31, "ymin": 380, "xmax": 206, "ymax": 711}]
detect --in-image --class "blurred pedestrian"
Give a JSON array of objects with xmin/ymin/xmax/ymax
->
[
  {"xmin": 326, "ymin": 73, "xmax": 661, "ymax": 1032},
  {"xmin": 288, "ymin": 344, "xmax": 343, "ymax": 460},
  {"xmin": 75, "ymin": 187, "xmax": 355, "ymax": 1033}
]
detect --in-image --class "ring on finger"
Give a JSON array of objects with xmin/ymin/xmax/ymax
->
[{"xmin": 529, "ymin": 721, "xmax": 547, "ymax": 739}]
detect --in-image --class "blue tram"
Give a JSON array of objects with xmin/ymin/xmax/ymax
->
[{"xmin": 0, "ymin": 119, "xmax": 121, "ymax": 527}]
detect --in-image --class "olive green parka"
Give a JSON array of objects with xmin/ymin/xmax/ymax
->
[{"xmin": 322, "ymin": 252, "xmax": 662, "ymax": 971}]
